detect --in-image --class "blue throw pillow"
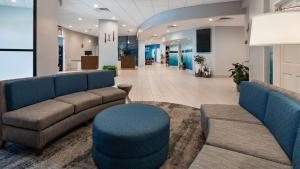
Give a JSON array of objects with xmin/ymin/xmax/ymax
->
[
  {"xmin": 239, "ymin": 82, "xmax": 270, "ymax": 121},
  {"xmin": 54, "ymin": 72, "xmax": 87, "ymax": 96},
  {"xmin": 265, "ymin": 91, "xmax": 300, "ymax": 159},
  {"xmin": 87, "ymin": 71, "xmax": 115, "ymax": 90},
  {"xmin": 293, "ymin": 126, "xmax": 300, "ymax": 169},
  {"xmin": 5, "ymin": 76, "xmax": 55, "ymax": 111}
]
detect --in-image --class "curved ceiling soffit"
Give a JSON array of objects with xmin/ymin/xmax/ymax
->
[{"xmin": 137, "ymin": 1, "xmax": 245, "ymax": 40}]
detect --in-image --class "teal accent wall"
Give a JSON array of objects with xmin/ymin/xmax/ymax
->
[
  {"xmin": 169, "ymin": 45, "xmax": 178, "ymax": 66},
  {"xmin": 145, "ymin": 44, "xmax": 160, "ymax": 61},
  {"xmin": 182, "ymin": 43, "xmax": 193, "ymax": 70}
]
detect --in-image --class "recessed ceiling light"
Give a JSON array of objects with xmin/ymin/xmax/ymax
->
[
  {"xmin": 78, "ymin": 17, "xmax": 82, "ymax": 21},
  {"xmin": 69, "ymin": 25, "xmax": 73, "ymax": 28},
  {"xmin": 122, "ymin": 24, "xmax": 126, "ymax": 27},
  {"xmin": 11, "ymin": 0, "xmax": 16, "ymax": 3},
  {"xmin": 154, "ymin": 34, "xmax": 158, "ymax": 36},
  {"xmin": 209, "ymin": 18, "xmax": 213, "ymax": 22},
  {"xmin": 128, "ymin": 29, "xmax": 133, "ymax": 32},
  {"xmin": 88, "ymin": 39, "xmax": 92, "ymax": 43},
  {"xmin": 95, "ymin": 25, "xmax": 99, "ymax": 27},
  {"xmin": 84, "ymin": 30, "xmax": 88, "ymax": 33},
  {"xmin": 112, "ymin": 16, "xmax": 116, "ymax": 20},
  {"xmin": 94, "ymin": 4, "xmax": 99, "ymax": 8},
  {"xmin": 138, "ymin": 29, "xmax": 143, "ymax": 33},
  {"xmin": 173, "ymin": 24, "xmax": 177, "ymax": 27},
  {"xmin": 166, "ymin": 30, "xmax": 170, "ymax": 33}
]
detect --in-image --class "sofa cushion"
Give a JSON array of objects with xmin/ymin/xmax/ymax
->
[
  {"xmin": 189, "ymin": 145, "xmax": 292, "ymax": 169},
  {"xmin": 2, "ymin": 100, "xmax": 74, "ymax": 131},
  {"xmin": 87, "ymin": 71, "xmax": 115, "ymax": 90},
  {"xmin": 293, "ymin": 126, "xmax": 300, "ymax": 169},
  {"xmin": 201, "ymin": 104, "xmax": 262, "ymax": 137},
  {"xmin": 5, "ymin": 76, "xmax": 55, "ymax": 111},
  {"xmin": 239, "ymin": 82, "xmax": 270, "ymax": 121},
  {"xmin": 88, "ymin": 87, "xmax": 126, "ymax": 103},
  {"xmin": 206, "ymin": 119, "xmax": 291, "ymax": 165},
  {"xmin": 54, "ymin": 73, "xmax": 87, "ymax": 97},
  {"xmin": 264, "ymin": 91, "xmax": 300, "ymax": 159},
  {"xmin": 54, "ymin": 91, "xmax": 102, "ymax": 113}
]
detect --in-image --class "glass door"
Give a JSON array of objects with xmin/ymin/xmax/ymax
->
[{"xmin": 0, "ymin": 0, "xmax": 36, "ymax": 80}]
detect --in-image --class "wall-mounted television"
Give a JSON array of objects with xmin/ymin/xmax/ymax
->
[
  {"xmin": 85, "ymin": 50, "xmax": 92, "ymax": 56},
  {"xmin": 196, "ymin": 29, "xmax": 211, "ymax": 53}
]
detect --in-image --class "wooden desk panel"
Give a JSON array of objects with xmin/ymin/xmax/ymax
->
[
  {"xmin": 121, "ymin": 55, "xmax": 135, "ymax": 69},
  {"xmin": 81, "ymin": 56, "xmax": 99, "ymax": 70}
]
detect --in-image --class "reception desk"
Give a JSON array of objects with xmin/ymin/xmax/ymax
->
[
  {"xmin": 121, "ymin": 55, "xmax": 135, "ymax": 69},
  {"xmin": 81, "ymin": 56, "xmax": 99, "ymax": 70}
]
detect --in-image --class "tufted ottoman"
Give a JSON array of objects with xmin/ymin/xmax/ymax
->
[{"xmin": 92, "ymin": 103, "xmax": 170, "ymax": 169}]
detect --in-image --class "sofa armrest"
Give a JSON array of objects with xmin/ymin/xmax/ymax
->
[{"xmin": 0, "ymin": 81, "xmax": 7, "ymax": 144}]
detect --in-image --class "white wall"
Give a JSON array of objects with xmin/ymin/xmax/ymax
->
[
  {"xmin": 192, "ymin": 28, "xmax": 216, "ymax": 73},
  {"xmin": 214, "ymin": 26, "xmax": 245, "ymax": 76},
  {"xmin": 36, "ymin": 0, "xmax": 58, "ymax": 76},
  {"xmin": 270, "ymin": 0, "xmax": 300, "ymax": 92},
  {"xmin": 163, "ymin": 27, "xmax": 245, "ymax": 76},
  {"xmin": 244, "ymin": 0, "xmax": 270, "ymax": 82},
  {"xmin": 138, "ymin": 40, "xmax": 146, "ymax": 66},
  {"xmin": 62, "ymin": 28, "xmax": 98, "ymax": 70},
  {"xmin": 98, "ymin": 20, "xmax": 118, "ymax": 68}
]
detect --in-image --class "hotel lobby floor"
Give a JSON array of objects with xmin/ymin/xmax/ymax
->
[{"xmin": 116, "ymin": 64, "xmax": 239, "ymax": 108}]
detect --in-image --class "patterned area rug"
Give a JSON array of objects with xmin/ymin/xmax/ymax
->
[{"xmin": 0, "ymin": 102, "xmax": 204, "ymax": 169}]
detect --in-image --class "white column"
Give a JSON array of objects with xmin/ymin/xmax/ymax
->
[
  {"xmin": 138, "ymin": 40, "xmax": 145, "ymax": 66},
  {"xmin": 36, "ymin": 0, "xmax": 58, "ymax": 76},
  {"xmin": 98, "ymin": 19, "xmax": 118, "ymax": 69}
]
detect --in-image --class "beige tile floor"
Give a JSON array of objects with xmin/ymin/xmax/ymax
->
[{"xmin": 116, "ymin": 64, "xmax": 239, "ymax": 108}]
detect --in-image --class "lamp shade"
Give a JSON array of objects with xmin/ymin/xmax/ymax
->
[{"xmin": 250, "ymin": 11, "xmax": 300, "ymax": 46}]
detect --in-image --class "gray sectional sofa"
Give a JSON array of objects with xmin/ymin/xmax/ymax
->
[
  {"xmin": 189, "ymin": 81, "xmax": 300, "ymax": 169},
  {"xmin": 0, "ymin": 70, "xmax": 126, "ymax": 155}
]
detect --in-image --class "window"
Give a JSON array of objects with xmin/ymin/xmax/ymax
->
[{"xmin": 0, "ymin": 0, "xmax": 36, "ymax": 80}]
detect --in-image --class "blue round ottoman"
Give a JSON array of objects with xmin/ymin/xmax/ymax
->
[{"xmin": 92, "ymin": 103, "xmax": 170, "ymax": 169}]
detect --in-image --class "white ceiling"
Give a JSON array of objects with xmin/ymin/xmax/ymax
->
[
  {"xmin": 0, "ymin": 0, "xmax": 33, "ymax": 8},
  {"xmin": 58, "ymin": 0, "xmax": 240, "ymax": 37},
  {"xmin": 140, "ymin": 14, "xmax": 245, "ymax": 42}
]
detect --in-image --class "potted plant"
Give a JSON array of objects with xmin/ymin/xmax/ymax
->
[
  {"xmin": 228, "ymin": 63, "xmax": 249, "ymax": 92},
  {"xmin": 103, "ymin": 65, "xmax": 118, "ymax": 76},
  {"xmin": 194, "ymin": 55, "xmax": 205, "ymax": 77}
]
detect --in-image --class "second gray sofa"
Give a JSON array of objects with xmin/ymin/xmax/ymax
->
[
  {"xmin": 189, "ymin": 81, "xmax": 300, "ymax": 169},
  {"xmin": 0, "ymin": 70, "xmax": 126, "ymax": 155}
]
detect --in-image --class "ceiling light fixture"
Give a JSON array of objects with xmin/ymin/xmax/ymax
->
[
  {"xmin": 84, "ymin": 30, "xmax": 88, "ymax": 33},
  {"xmin": 209, "ymin": 18, "xmax": 213, "ymax": 21},
  {"xmin": 11, "ymin": 0, "xmax": 16, "ymax": 3},
  {"xmin": 166, "ymin": 30, "xmax": 170, "ymax": 33},
  {"xmin": 94, "ymin": 4, "xmax": 99, "ymax": 8},
  {"xmin": 68, "ymin": 25, "xmax": 73, "ymax": 28},
  {"xmin": 173, "ymin": 24, "xmax": 177, "ymax": 27},
  {"xmin": 112, "ymin": 16, "xmax": 116, "ymax": 20},
  {"xmin": 95, "ymin": 25, "xmax": 99, "ymax": 27},
  {"xmin": 122, "ymin": 24, "xmax": 126, "ymax": 27},
  {"xmin": 88, "ymin": 39, "xmax": 92, "ymax": 43},
  {"xmin": 128, "ymin": 29, "xmax": 133, "ymax": 32},
  {"xmin": 138, "ymin": 29, "xmax": 143, "ymax": 33},
  {"xmin": 78, "ymin": 17, "xmax": 82, "ymax": 21}
]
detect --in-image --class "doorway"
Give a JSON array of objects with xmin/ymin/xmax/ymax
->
[{"xmin": 57, "ymin": 37, "xmax": 64, "ymax": 71}]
